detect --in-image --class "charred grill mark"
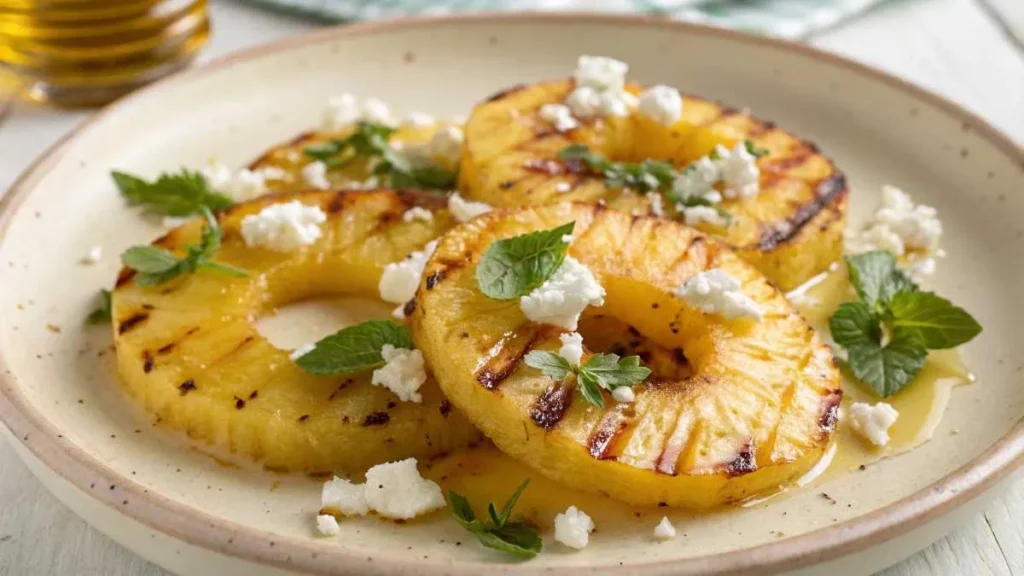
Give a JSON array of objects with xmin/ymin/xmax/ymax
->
[
  {"xmin": 499, "ymin": 181, "xmax": 515, "ymax": 190},
  {"xmin": 298, "ymin": 414, "xmax": 310, "ymax": 422},
  {"xmin": 725, "ymin": 439, "xmax": 758, "ymax": 477},
  {"xmin": 118, "ymin": 312, "xmax": 149, "ymax": 335},
  {"xmin": 178, "ymin": 380, "xmax": 196, "ymax": 396},
  {"xmin": 142, "ymin": 351, "xmax": 154, "ymax": 374},
  {"xmin": 745, "ymin": 122, "xmax": 772, "ymax": 139},
  {"xmin": 587, "ymin": 412, "xmax": 628, "ymax": 460},
  {"xmin": 115, "ymin": 269, "xmax": 136, "ymax": 287},
  {"xmin": 402, "ymin": 299, "xmax": 417, "ymax": 316},
  {"xmin": 363, "ymin": 412, "xmax": 390, "ymax": 426},
  {"xmin": 397, "ymin": 189, "xmax": 448, "ymax": 210},
  {"xmin": 673, "ymin": 348, "xmax": 688, "ymax": 365},
  {"xmin": 530, "ymin": 382, "xmax": 572, "ymax": 429},
  {"xmin": 425, "ymin": 270, "xmax": 445, "ymax": 290},
  {"xmin": 234, "ymin": 397, "xmax": 246, "ymax": 409},
  {"xmin": 326, "ymin": 193, "xmax": 346, "ymax": 214},
  {"xmin": 328, "ymin": 379, "xmax": 352, "ymax": 401},
  {"xmin": 757, "ymin": 173, "xmax": 847, "ymax": 252},
  {"xmin": 485, "ymin": 83, "xmax": 526, "ymax": 102},
  {"xmin": 763, "ymin": 147, "xmax": 813, "ymax": 173},
  {"xmin": 475, "ymin": 326, "xmax": 545, "ymax": 390},
  {"xmin": 818, "ymin": 389, "xmax": 843, "ymax": 433},
  {"xmin": 439, "ymin": 400, "xmax": 451, "ymax": 418}
]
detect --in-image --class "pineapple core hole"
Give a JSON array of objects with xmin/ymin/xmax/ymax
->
[
  {"xmin": 577, "ymin": 314, "xmax": 692, "ymax": 381},
  {"xmin": 255, "ymin": 296, "xmax": 394, "ymax": 351}
]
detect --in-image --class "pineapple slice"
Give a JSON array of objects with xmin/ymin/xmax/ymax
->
[
  {"xmin": 411, "ymin": 203, "xmax": 841, "ymax": 508},
  {"xmin": 458, "ymin": 80, "xmax": 847, "ymax": 291},
  {"xmin": 112, "ymin": 190, "xmax": 480, "ymax": 474}
]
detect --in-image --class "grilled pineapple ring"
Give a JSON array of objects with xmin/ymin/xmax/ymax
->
[
  {"xmin": 112, "ymin": 190, "xmax": 479, "ymax": 475},
  {"xmin": 458, "ymin": 80, "xmax": 847, "ymax": 291},
  {"xmin": 412, "ymin": 203, "xmax": 841, "ymax": 508}
]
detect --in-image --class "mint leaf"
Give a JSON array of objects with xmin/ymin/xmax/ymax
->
[
  {"xmin": 295, "ymin": 320, "xmax": 413, "ymax": 375},
  {"xmin": 447, "ymin": 481, "xmax": 541, "ymax": 559},
  {"xmin": 475, "ymin": 222, "xmax": 575, "ymax": 300},
  {"xmin": 113, "ymin": 169, "xmax": 233, "ymax": 216},
  {"xmin": 121, "ymin": 246, "xmax": 179, "ymax": 273},
  {"xmin": 845, "ymin": 333, "xmax": 928, "ymax": 398},
  {"xmin": 890, "ymin": 292, "xmax": 982, "ymax": 349},
  {"xmin": 523, "ymin": 351, "xmax": 573, "ymax": 381},
  {"xmin": 558, "ymin": 145, "xmax": 674, "ymax": 193},
  {"xmin": 829, "ymin": 301, "xmax": 880, "ymax": 348},
  {"xmin": 575, "ymin": 373, "xmax": 607, "ymax": 408},
  {"xmin": 579, "ymin": 353, "xmax": 651, "ymax": 390},
  {"xmin": 846, "ymin": 251, "xmax": 917, "ymax": 309},
  {"xmin": 86, "ymin": 289, "xmax": 113, "ymax": 324},
  {"xmin": 743, "ymin": 139, "xmax": 770, "ymax": 158}
]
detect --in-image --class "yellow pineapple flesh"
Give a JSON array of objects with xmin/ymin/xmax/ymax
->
[
  {"xmin": 111, "ymin": 190, "xmax": 480, "ymax": 475},
  {"xmin": 458, "ymin": 80, "xmax": 847, "ymax": 291},
  {"xmin": 411, "ymin": 203, "xmax": 841, "ymax": 508}
]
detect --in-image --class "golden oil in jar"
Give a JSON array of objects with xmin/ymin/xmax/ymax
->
[{"xmin": 0, "ymin": 0, "xmax": 210, "ymax": 107}]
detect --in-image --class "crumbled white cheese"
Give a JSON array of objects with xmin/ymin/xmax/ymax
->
[
  {"xmin": 646, "ymin": 192, "xmax": 665, "ymax": 217},
  {"xmin": 82, "ymin": 245, "xmax": 103, "ymax": 265},
  {"xmin": 321, "ymin": 476, "xmax": 370, "ymax": 516},
  {"xmin": 402, "ymin": 207, "xmax": 434, "ymax": 223},
  {"xmin": 405, "ymin": 112, "xmax": 436, "ymax": 127},
  {"xmin": 363, "ymin": 458, "xmax": 446, "ymax": 519},
  {"xmin": 539, "ymin": 103, "xmax": 579, "ymax": 132},
  {"xmin": 682, "ymin": 205, "xmax": 730, "ymax": 228},
  {"xmin": 558, "ymin": 332, "xmax": 585, "ymax": 366},
  {"xmin": 565, "ymin": 55, "xmax": 636, "ymax": 119},
  {"xmin": 714, "ymin": 143, "xmax": 760, "ymax": 200},
  {"xmin": 240, "ymin": 201, "xmax": 327, "ymax": 252},
  {"xmin": 451, "ymin": 114, "xmax": 467, "ymax": 125},
  {"xmin": 848, "ymin": 402, "xmax": 899, "ymax": 447},
  {"xmin": 448, "ymin": 192, "xmax": 492, "ymax": 223},
  {"xmin": 256, "ymin": 166, "xmax": 289, "ymax": 181},
  {"xmin": 611, "ymin": 386, "xmax": 635, "ymax": 403},
  {"xmin": 290, "ymin": 343, "xmax": 315, "ymax": 361},
  {"xmin": 554, "ymin": 506, "xmax": 595, "ymax": 550},
  {"xmin": 672, "ymin": 157, "xmax": 720, "ymax": 202},
  {"xmin": 322, "ymin": 93, "xmax": 396, "ymax": 129},
  {"xmin": 425, "ymin": 125, "xmax": 464, "ymax": 164},
  {"xmin": 555, "ymin": 182, "xmax": 572, "ymax": 193},
  {"xmin": 379, "ymin": 240, "xmax": 437, "ymax": 311},
  {"xmin": 520, "ymin": 256, "xmax": 605, "ymax": 331},
  {"xmin": 653, "ymin": 516, "xmax": 677, "ymax": 540},
  {"xmin": 637, "ymin": 85, "xmax": 683, "ymax": 126},
  {"xmin": 362, "ymin": 97, "xmax": 394, "ymax": 126},
  {"xmin": 370, "ymin": 345, "xmax": 427, "ymax": 403},
  {"xmin": 850, "ymin": 185, "xmax": 943, "ymax": 258},
  {"xmin": 202, "ymin": 162, "xmax": 267, "ymax": 202},
  {"xmin": 301, "ymin": 160, "xmax": 331, "ymax": 190},
  {"xmin": 675, "ymin": 268, "xmax": 762, "ymax": 321},
  {"xmin": 315, "ymin": 514, "xmax": 341, "ymax": 536}
]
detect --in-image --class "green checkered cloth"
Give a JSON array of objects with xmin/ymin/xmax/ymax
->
[{"xmin": 245, "ymin": 0, "xmax": 887, "ymax": 39}]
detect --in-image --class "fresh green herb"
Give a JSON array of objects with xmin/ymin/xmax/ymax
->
[
  {"xmin": 524, "ymin": 350, "xmax": 651, "ymax": 408},
  {"xmin": 121, "ymin": 207, "xmax": 247, "ymax": 286},
  {"xmin": 85, "ymin": 289, "xmax": 113, "ymax": 324},
  {"xmin": 294, "ymin": 319, "xmax": 413, "ymax": 375},
  {"xmin": 558, "ymin": 145, "xmax": 675, "ymax": 193},
  {"xmin": 448, "ymin": 480, "xmax": 542, "ymax": 559},
  {"xmin": 475, "ymin": 222, "xmax": 575, "ymax": 300},
  {"xmin": 743, "ymin": 139, "xmax": 770, "ymax": 158},
  {"xmin": 305, "ymin": 121, "xmax": 456, "ymax": 190},
  {"xmin": 112, "ymin": 169, "xmax": 233, "ymax": 216},
  {"xmin": 829, "ymin": 251, "xmax": 981, "ymax": 397}
]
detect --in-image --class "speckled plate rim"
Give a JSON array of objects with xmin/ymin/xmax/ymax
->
[{"xmin": 0, "ymin": 13, "xmax": 1022, "ymax": 576}]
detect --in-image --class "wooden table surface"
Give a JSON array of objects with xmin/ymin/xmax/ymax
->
[{"xmin": 1, "ymin": 0, "xmax": 1022, "ymax": 574}]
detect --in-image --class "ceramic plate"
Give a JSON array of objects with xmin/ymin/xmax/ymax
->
[{"xmin": 1, "ymin": 14, "xmax": 1022, "ymax": 576}]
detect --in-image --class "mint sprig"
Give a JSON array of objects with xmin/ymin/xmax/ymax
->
[
  {"xmin": 294, "ymin": 319, "xmax": 413, "ymax": 375},
  {"xmin": 829, "ymin": 251, "xmax": 981, "ymax": 397},
  {"xmin": 558, "ymin": 145, "xmax": 675, "ymax": 193},
  {"xmin": 121, "ymin": 207, "xmax": 247, "ymax": 286},
  {"xmin": 112, "ymin": 169, "xmax": 233, "ymax": 216},
  {"xmin": 524, "ymin": 350, "xmax": 651, "ymax": 408},
  {"xmin": 86, "ymin": 289, "xmax": 113, "ymax": 324},
  {"xmin": 305, "ymin": 121, "xmax": 456, "ymax": 190},
  {"xmin": 475, "ymin": 222, "xmax": 575, "ymax": 300},
  {"xmin": 448, "ymin": 480, "xmax": 542, "ymax": 559}
]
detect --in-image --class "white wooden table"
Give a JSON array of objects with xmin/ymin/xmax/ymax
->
[{"xmin": 1, "ymin": 0, "xmax": 1022, "ymax": 574}]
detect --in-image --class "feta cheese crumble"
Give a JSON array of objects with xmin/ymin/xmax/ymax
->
[
  {"xmin": 849, "ymin": 185, "xmax": 943, "ymax": 259},
  {"xmin": 714, "ymin": 143, "xmax": 760, "ymax": 200},
  {"xmin": 554, "ymin": 506, "xmax": 595, "ymax": 550},
  {"xmin": 290, "ymin": 343, "xmax": 315, "ymax": 362},
  {"xmin": 448, "ymin": 192, "xmax": 492, "ymax": 223},
  {"xmin": 301, "ymin": 160, "xmax": 331, "ymax": 190},
  {"xmin": 539, "ymin": 103, "xmax": 579, "ymax": 132},
  {"xmin": 565, "ymin": 55, "xmax": 636, "ymax": 120},
  {"xmin": 611, "ymin": 386, "xmax": 635, "ymax": 403},
  {"xmin": 379, "ymin": 241, "xmax": 437, "ymax": 315},
  {"xmin": 682, "ymin": 205, "xmax": 729, "ymax": 228},
  {"xmin": 240, "ymin": 201, "xmax": 327, "ymax": 252},
  {"xmin": 82, "ymin": 245, "xmax": 103, "ymax": 265},
  {"xmin": 363, "ymin": 458, "xmax": 446, "ymax": 519},
  {"xmin": 315, "ymin": 514, "xmax": 341, "ymax": 536},
  {"xmin": 671, "ymin": 157, "xmax": 720, "ymax": 203},
  {"xmin": 370, "ymin": 345, "xmax": 427, "ymax": 403},
  {"xmin": 558, "ymin": 332, "xmax": 585, "ymax": 366},
  {"xmin": 402, "ymin": 207, "xmax": 434, "ymax": 223},
  {"xmin": 202, "ymin": 162, "xmax": 267, "ymax": 202},
  {"xmin": 848, "ymin": 402, "xmax": 899, "ymax": 447},
  {"xmin": 675, "ymin": 268, "xmax": 762, "ymax": 321},
  {"xmin": 316, "ymin": 458, "xmax": 444, "ymax": 523},
  {"xmin": 555, "ymin": 182, "xmax": 572, "ymax": 193},
  {"xmin": 425, "ymin": 125, "xmax": 464, "ymax": 164},
  {"xmin": 405, "ymin": 112, "xmax": 436, "ymax": 127},
  {"xmin": 322, "ymin": 93, "xmax": 396, "ymax": 129},
  {"xmin": 653, "ymin": 516, "xmax": 677, "ymax": 540},
  {"xmin": 637, "ymin": 85, "xmax": 683, "ymax": 126},
  {"xmin": 257, "ymin": 166, "xmax": 289, "ymax": 182},
  {"xmin": 520, "ymin": 256, "xmax": 606, "ymax": 331},
  {"xmin": 646, "ymin": 192, "xmax": 665, "ymax": 217}
]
